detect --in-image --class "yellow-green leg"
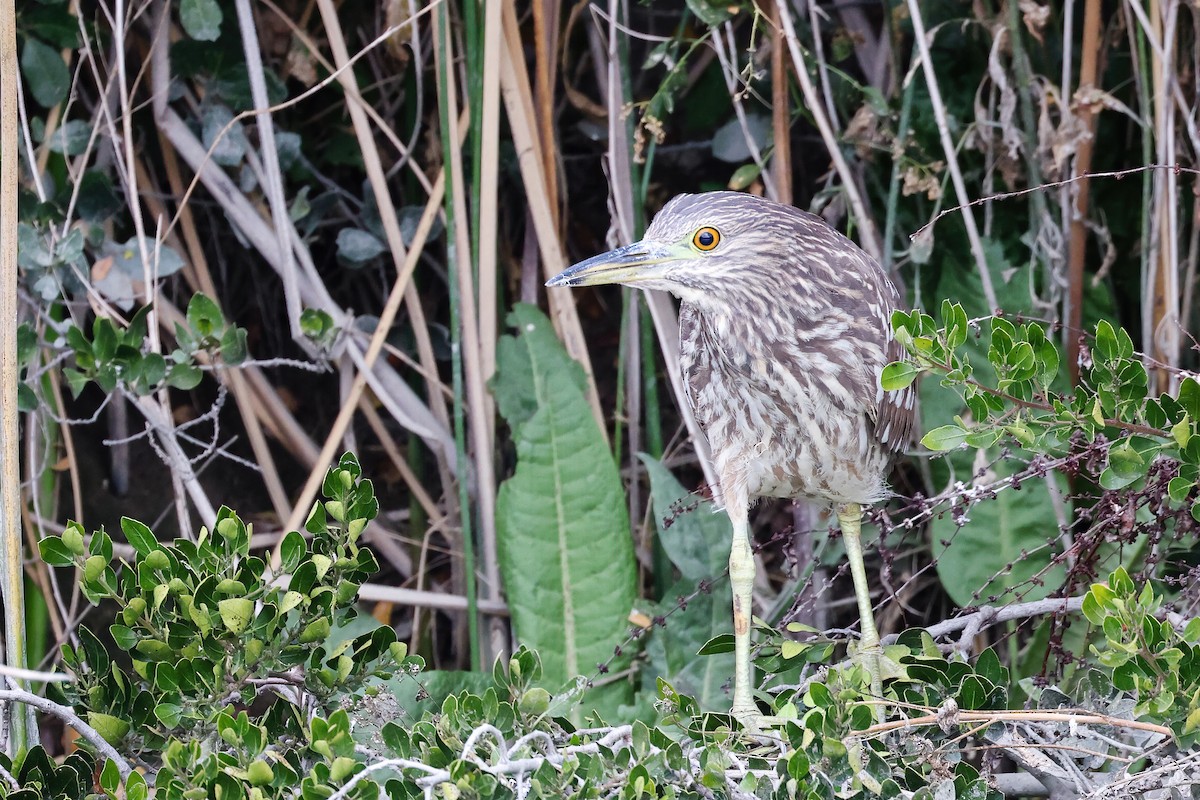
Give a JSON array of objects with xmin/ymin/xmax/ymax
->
[
  {"xmin": 728, "ymin": 496, "xmax": 759, "ymax": 726},
  {"xmin": 838, "ymin": 502, "xmax": 883, "ymax": 720}
]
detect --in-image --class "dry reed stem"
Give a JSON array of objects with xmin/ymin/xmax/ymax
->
[
  {"xmin": 275, "ymin": 163, "xmax": 451, "ymax": 561},
  {"xmin": 500, "ymin": 1, "xmax": 607, "ymax": 436},
  {"xmin": 0, "ymin": 0, "xmax": 32, "ymax": 737},
  {"xmin": 477, "ymin": 0, "xmax": 504, "ymax": 448},
  {"xmin": 1066, "ymin": 0, "xmax": 1102, "ymax": 384},
  {"xmin": 902, "ymin": 0, "xmax": 998, "ymax": 311},
  {"xmin": 358, "ymin": 583, "xmax": 509, "ymax": 617},
  {"xmin": 768, "ymin": 1, "xmax": 792, "ymax": 206},
  {"xmin": 772, "ymin": 0, "xmax": 881, "ymax": 260},
  {"xmin": 1147, "ymin": 0, "xmax": 1181, "ymax": 383},
  {"xmin": 313, "ymin": 0, "xmax": 457, "ymax": 464},
  {"xmin": 433, "ymin": 9, "xmax": 501, "ymax": 606},
  {"xmin": 533, "ymin": 0, "xmax": 562, "ymax": 233}
]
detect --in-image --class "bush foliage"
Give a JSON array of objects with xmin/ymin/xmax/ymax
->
[{"xmin": 5, "ymin": 0, "xmax": 1199, "ymax": 796}]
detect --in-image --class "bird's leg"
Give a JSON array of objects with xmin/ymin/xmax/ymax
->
[
  {"xmin": 728, "ymin": 497, "xmax": 759, "ymax": 725},
  {"xmin": 837, "ymin": 502, "xmax": 884, "ymax": 721}
]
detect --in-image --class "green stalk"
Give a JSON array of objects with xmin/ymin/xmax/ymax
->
[
  {"xmin": 640, "ymin": 302, "xmax": 662, "ymax": 461},
  {"xmin": 1132, "ymin": 18, "xmax": 1153, "ymax": 295},
  {"xmin": 463, "ymin": 0, "xmax": 483, "ymax": 272},
  {"xmin": 435, "ymin": 2, "xmax": 480, "ymax": 671},
  {"xmin": 633, "ymin": 129, "xmax": 670, "ymax": 593},
  {"xmin": 882, "ymin": 60, "xmax": 916, "ymax": 272},
  {"xmin": 613, "ymin": 296, "xmax": 628, "ymax": 468}
]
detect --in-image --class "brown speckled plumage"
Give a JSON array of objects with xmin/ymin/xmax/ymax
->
[
  {"xmin": 641, "ymin": 192, "xmax": 914, "ymax": 511},
  {"xmin": 547, "ymin": 190, "xmax": 912, "ymax": 721}
]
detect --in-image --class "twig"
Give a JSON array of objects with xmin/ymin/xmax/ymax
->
[
  {"xmin": 0, "ymin": 688, "xmax": 132, "ymax": 779},
  {"xmin": 0, "ymin": 665, "xmax": 72, "ymax": 683},
  {"xmin": 863, "ymin": 705, "xmax": 1172, "ymax": 738},
  {"xmin": 910, "ymin": 165, "xmax": 1200, "ymax": 241},
  {"xmin": 235, "ymin": 0, "xmax": 302, "ymax": 342}
]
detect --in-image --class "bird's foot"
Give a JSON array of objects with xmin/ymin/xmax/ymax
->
[
  {"xmin": 731, "ymin": 701, "xmax": 773, "ymax": 735},
  {"xmin": 847, "ymin": 640, "xmax": 888, "ymax": 723}
]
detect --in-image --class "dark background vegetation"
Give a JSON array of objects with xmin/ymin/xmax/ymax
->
[{"xmin": 5, "ymin": 0, "xmax": 1200, "ymax": 794}]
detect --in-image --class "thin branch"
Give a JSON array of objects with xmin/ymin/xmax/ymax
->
[
  {"xmin": 863, "ymin": 705, "xmax": 1172, "ymax": 738},
  {"xmin": 911, "ymin": 164, "xmax": 1200, "ymax": 241},
  {"xmin": 0, "ymin": 688, "xmax": 132, "ymax": 779}
]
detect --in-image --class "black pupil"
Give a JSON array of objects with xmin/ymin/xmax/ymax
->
[{"xmin": 698, "ymin": 230, "xmax": 714, "ymax": 247}]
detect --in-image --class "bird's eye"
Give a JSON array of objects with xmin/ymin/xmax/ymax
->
[{"xmin": 692, "ymin": 227, "xmax": 720, "ymax": 251}]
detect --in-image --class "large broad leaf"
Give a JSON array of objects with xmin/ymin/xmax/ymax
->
[
  {"xmin": 933, "ymin": 465, "xmax": 1069, "ymax": 607},
  {"xmin": 493, "ymin": 304, "xmax": 637, "ymax": 716},
  {"xmin": 640, "ymin": 455, "xmax": 735, "ymax": 710},
  {"xmin": 640, "ymin": 455, "xmax": 730, "ymax": 580}
]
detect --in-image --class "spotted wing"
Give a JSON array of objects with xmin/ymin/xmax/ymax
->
[{"xmin": 873, "ymin": 331, "xmax": 916, "ymax": 453}]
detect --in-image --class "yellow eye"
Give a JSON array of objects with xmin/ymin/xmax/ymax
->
[{"xmin": 692, "ymin": 227, "xmax": 720, "ymax": 251}]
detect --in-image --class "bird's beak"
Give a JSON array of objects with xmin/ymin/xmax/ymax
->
[{"xmin": 545, "ymin": 241, "xmax": 686, "ymax": 287}]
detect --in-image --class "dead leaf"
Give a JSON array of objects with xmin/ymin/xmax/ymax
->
[
  {"xmin": 1019, "ymin": 0, "xmax": 1050, "ymax": 43},
  {"xmin": 628, "ymin": 609, "xmax": 652, "ymax": 629},
  {"xmin": 91, "ymin": 255, "xmax": 114, "ymax": 282},
  {"xmin": 902, "ymin": 162, "xmax": 944, "ymax": 201}
]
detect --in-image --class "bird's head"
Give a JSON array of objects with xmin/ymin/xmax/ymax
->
[{"xmin": 546, "ymin": 191, "xmax": 817, "ymax": 308}]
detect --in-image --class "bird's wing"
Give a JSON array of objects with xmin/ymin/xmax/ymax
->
[{"xmin": 873, "ymin": 327, "xmax": 916, "ymax": 454}]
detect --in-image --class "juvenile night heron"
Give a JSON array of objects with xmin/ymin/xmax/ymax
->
[{"xmin": 547, "ymin": 191, "xmax": 914, "ymax": 724}]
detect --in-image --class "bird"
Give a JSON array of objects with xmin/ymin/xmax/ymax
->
[{"xmin": 546, "ymin": 191, "xmax": 914, "ymax": 726}]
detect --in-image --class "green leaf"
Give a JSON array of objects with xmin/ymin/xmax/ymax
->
[
  {"xmin": 881, "ymin": 362, "xmax": 920, "ymax": 391},
  {"xmin": 640, "ymin": 455, "xmax": 730, "ymax": 579},
  {"xmin": 921, "ymin": 424, "xmax": 969, "ymax": 451},
  {"xmin": 219, "ymin": 326, "xmax": 248, "ymax": 365},
  {"xmin": 16, "ymin": 324, "xmax": 37, "ymax": 366},
  {"xmin": 154, "ymin": 702, "xmax": 183, "ymax": 728},
  {"xmin": 167, "ymin": 362, "xmax": 203, "ymax": 390},
  {"xmin": 109, "ymin": 624, "xmax": 137, "ymax": 650},
  {"xmin": 186, "ymin": 292, "xmax": 225, "ymax": 338},
  {"xmin": 727, "ymin": 162, "xmax": 762, "ymax": 191},
  {"xmin": 336, "ymin": 228, "xmax": 387, "ymax": 266},
  {"xmin": 121, "ymin": 516, "xmax": 157, "ymax": 557},
  {"xmin": 38, "ymin": 536, "xmax": 75, "ymax": 567},
  {"xmin": 685, "ymin": 0, "xmax": 735, "ymax": 26},
  {"xmin": 1107, "ymin": 440, "xmax": 1146, "ymax": 478},
  {"xmin": 88, "ymin": 713, "xmax": 129, "ymax": 746},
  {"xmin": 180, "ymin": 0, "xmax": 222, "ymax": 41},
  {"xmin": 16, "ymin": 383, "xmax": 36, "ymax": 411},
  {"xmin": 218, "ymin": 597, "xmax": 253, "ymax": 634},
  {"xmin": 92, "ymin": 318, "xmax": 117, "ymax": 363},
  {"xmin": 21, "ymin": 38, "xmax": 70, "ymax": 108},
  {"xmin": 280, "ymin": 530, "xmax": 305, "ymax": 572},
  {"xmin": 493, "ymin": 305, "xmax": 637, "ymax": 718},
  {"xmin": 1180, "ymin": 377, "xmax": 1200, "ymax": 419},
  {"xmin": 934, "ymin": 469, "xmax": 1069, "ymax": 607},
  {"xmin": 1081, "ymin": 592, "xmax": 1103, "ymax": 626},
  {"xmin": 45, "ymin": 118, "xmax": 92, "ymax": 155},
  {"xmin": 1095, "ymin": 319, "xmax": 1118, "ymax": 363}
]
